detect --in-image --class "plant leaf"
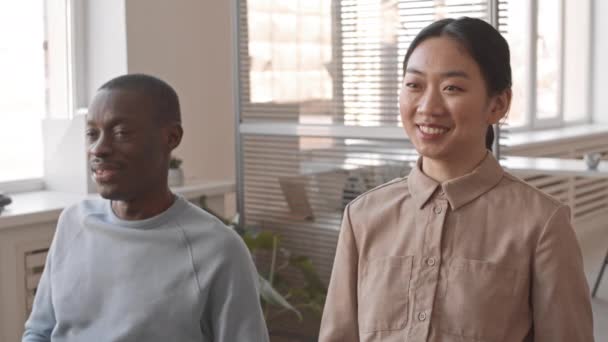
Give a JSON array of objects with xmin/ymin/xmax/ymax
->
[
  {"xmin": 258, "ymin": 274, "xmax": 302, "ymax": 321},
  {"xmin": 252, "ymin": 231, "xmax": 279, "ymax": 250},
  {"xmin": 290, "ymin": 256, "xmax": 327, "ymax": 294},
  {"xmin": 241, "ymin": 233, "xmax": 258, "ymax": 251}
]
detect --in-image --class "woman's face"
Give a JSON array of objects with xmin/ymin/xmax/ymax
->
[{"xmin": 399, "ymin": 36, "xmax": 506, "ymax": 164}]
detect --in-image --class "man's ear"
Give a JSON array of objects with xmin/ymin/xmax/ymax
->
[
  {"xmin": 165, "ymin": 123, "xmax": 183, "ymax": 151},
  {"xmin": 488, "ymin": 88, "xmax": 512, "ymax": 125}
]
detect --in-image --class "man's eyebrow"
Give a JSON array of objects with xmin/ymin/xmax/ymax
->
[{"xmin": 86, "ymin": 117, "xmax": 132, "ymax": 127}]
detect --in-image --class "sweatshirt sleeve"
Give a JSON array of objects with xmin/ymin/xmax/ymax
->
[
  {"xmin": 204, "ymin": 230, "xmax": 270, "ymax": 342},
  {"xmin": 531, "ymin": 205, "xmax": 594, "ymax": 342},
  {"xmin": 22, "ymin": 236, "xmax": 57, "ymax": 342}
]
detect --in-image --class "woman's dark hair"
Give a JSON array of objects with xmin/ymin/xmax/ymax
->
[{"xmin": 402, "ymin": 17, "xmax": 512, "ymax": 151}]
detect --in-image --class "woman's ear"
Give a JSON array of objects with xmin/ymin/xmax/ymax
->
[{"xmin": 488, "ymin": 88, "xmax": 512, "ymax": 125}]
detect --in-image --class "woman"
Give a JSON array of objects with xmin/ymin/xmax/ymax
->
[{"xmin": 319, "ymin": 17, "xmax": 594, "ymax": 342}]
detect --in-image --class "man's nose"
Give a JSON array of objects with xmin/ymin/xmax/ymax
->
[{"xmin": 88, "ymin": 133, "xmax": 111, "ymax": 157}]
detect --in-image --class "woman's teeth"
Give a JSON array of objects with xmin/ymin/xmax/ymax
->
[{"xmin": 419, "ymin": 125, "xmax": 448, "ymax": 135}]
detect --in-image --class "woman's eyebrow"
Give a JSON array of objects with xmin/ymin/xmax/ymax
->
[
  {"xmin": 405, "ymin": 67, "xmax": 424, "ymax": 75},
  {"xmin": 405, "ymin": 67, "xmax": 470, "ymax": 79},
  {"xmin": 441, "ymin": 70, "xmax": 470, "ymax": 79}
]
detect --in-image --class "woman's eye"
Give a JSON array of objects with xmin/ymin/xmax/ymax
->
[{"xmin": 405, "ymin": 82, "xmax": 420, "ymax": 89}]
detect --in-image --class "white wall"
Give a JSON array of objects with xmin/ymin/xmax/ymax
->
[
  {"xmin": 49, "ymin": 0, "xmax": 235, "ymax": 194},
  {"xmin": 593, "ymin": 0, "xmax": 608, "ymax": 123},
  {"xmin": 85, "ymin": 0, "xmax": 128, "ymax": 104},
  {"xmin": 124, "ymin": 0, "xmax": 236, "ymax": 183},
  {"xmin": 73, "ymin": 0, "xmax": 235, "ymax": 191}
]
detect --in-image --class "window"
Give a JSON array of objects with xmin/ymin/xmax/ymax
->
[
  {"xmin": 241, "ymin": 0, "xmax": 490, "ymax": 126},
  {"xmin": 241, "ymin": 0, "xmax": 336, "ymax": 125},
  {"xmin": 237, "ymin": 0, "xmax": 504, "ymax": 286},
  {"xmin": 0, "ymin": 3, "xmax": 46, "ymax": 184},
  {"xmin": 0, "ymin": 1, "xmax": 76, "ymax": 189},
  {"xmin": 240, "ymin": 0, "xmax": 591, "ymax": 131},
  {"xmin": 498, "ymin": 0, "xmax": 591, "ymax": 129},
  {"xmin": 341, "ymin": 0, "xmax": 488, "ymax": 126},
  {"xmin": 246, "ymin": 1, "xmax": 333, "ymax": 104}
]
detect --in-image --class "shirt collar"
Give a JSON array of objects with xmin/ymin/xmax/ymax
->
[{"xmin": 408, "ymin": 152, "xmax": 504, "ymax": 210}]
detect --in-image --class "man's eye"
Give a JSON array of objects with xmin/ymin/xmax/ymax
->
[
  {"xmin": 85, "ymin": 130, "xmax": 98, "ymax": 139},
  {"xmin": 114, "ymin": 131, "xmax": 129, "ymax": 138},
  {"xmin": 405, "ymin": 82, "xmax": 420, "ymax": 89},
  {"xmin": 443, "ymin": 85, "xmax": 463, "ymax": 92}
]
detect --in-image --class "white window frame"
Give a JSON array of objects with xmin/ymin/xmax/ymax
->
[{"xmin": 509, "ymin": 0, "xmax": 592, "ymax": 132}]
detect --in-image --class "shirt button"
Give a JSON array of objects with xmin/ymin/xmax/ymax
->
[
  {"xmin": 418, "ymin": 312, "xmax": 427, "ymax": 321},
  {"xmin": 433, "ymin": 206, "xmax": 442, "ymax": 214},
  {"xmin": 427, "ymin": 257, "xmax": 436, "ymax": 267}
]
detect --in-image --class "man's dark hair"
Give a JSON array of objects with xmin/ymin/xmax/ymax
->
[{"xmin": 99, "ymin": 74, "xmax": 181, "ymax": 124}]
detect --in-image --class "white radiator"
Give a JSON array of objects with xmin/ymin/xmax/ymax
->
[{"xmin": 506, "ymin": 132, "xmax": 608, "ymax": 224}]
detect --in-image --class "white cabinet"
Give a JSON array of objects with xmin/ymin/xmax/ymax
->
[{"xmin": 0, "ymin": 221, "xmax": 56, "ymax": 342}]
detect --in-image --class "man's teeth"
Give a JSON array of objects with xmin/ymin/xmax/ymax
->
[{"xmin": 419, "ymin": 125, "xmax": 448, "ymax": 135}]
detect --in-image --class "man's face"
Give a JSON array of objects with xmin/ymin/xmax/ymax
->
[{"xmin": 86, "ymin": 89, "xmax": 169, "ymax": 200}]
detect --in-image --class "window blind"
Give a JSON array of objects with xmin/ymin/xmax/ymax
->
[
  {"xmin": 239, "ymin": 0, "xmax": 491, "ymax": 125},
  {"xmin": 242, "ymin": 134, "xmax": 416, "ymax": 280},
  {"xmin": 237, "ymin": 0, "xmax": 502, "ymax": 284}
]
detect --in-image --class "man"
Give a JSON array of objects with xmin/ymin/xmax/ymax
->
[{"xmin": 23, "ymin": 74, "xmax": 269, "ymax": 341}]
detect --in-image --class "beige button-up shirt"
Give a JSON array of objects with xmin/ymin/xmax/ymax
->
[{"xmin": 319, "ymin": 153, "xmax": 594, "ymax": 342}]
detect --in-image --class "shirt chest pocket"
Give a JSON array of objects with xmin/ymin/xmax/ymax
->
[
  {"xmin": 438, "ymin": 258, "xmax": 518, "ymax": 341},
  {"xmin": 358, "ymin": 256, "xmax": 413, "ymax": 333}
]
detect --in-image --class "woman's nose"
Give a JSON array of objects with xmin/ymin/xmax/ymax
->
[{"xmin": 417, "ymin": 88, "xmax": 446, "ymax": 116}]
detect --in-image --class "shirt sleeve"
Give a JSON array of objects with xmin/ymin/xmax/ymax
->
[
  {"xmin": 319, "ymin": 204, "xmax": 360, "ymax": 341},
  {"xmin": 22, "ymin": 242, "xmax": 56, "ymax": 342},
  {"xmin": 532, "ymin": 205, "xmax": 594, "ymax": 342},
  {"xmin": 205, "ymin": 232, "xmax": 270, "ymax": 342}
]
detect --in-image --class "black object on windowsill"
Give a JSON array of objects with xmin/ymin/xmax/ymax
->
[{"xmin": 0, "ymin": 193, "xmax": 12, "ymax": 213}]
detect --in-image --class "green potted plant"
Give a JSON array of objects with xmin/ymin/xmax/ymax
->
[
  {"xmin": 168, "ymin": 156, "xmax": 184, "ymax": 187},
  {"xmin": 199, "ymin": 197, "xmax": 326, "ymax": 341}
]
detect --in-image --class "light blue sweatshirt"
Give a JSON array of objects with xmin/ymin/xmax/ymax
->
[{"xmin": 23, "ymin": 196, "xmax": 269, "ymax": 342}]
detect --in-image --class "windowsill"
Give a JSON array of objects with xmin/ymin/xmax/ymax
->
[
  {"xmin": 503, "ymin": 124, "xmax": 608, "ymax": 149},
  {"xmin": 503, "ymin": 156, "xmax": 608, "ymax": 177},
  {"xmin": 0, "ymin": 179, "xmax": 235, "ymax": 231},
  {"xmin": 240, "ymin": 122, "xmax": 608, "ymax": 148},
  {"xmin": 0, "ymin": 178, "xmax": 45, "ymax": 194}
]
